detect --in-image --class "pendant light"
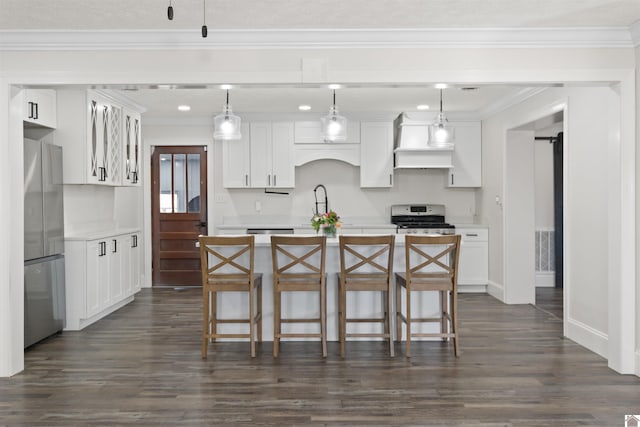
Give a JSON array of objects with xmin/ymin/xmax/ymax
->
[
  {"xmin": 167, "ymin": 0, "xmax": 174, "ymax": 20},
  {"xmin": 320, "ymin": 90, "xmax": 348, "ymax": 142},
  {"xmin": 213, "ymin": 89, "xmax": 241, "ymax": 140},
  {"xmin": 201, "ymin": 0, "xmax": 208, "ymax": 38},
  {"xmin": 429, "ymin": 89, "xmax": 454, "ymax": 148}
]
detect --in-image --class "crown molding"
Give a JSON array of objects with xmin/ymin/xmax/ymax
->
[
  {"xmin": 0, "ymin": 27, "xmax": 635, "ymax": 51},
  {"xmin": 476, "ymin": 87, "xmax": 548, "ymax": 119}
]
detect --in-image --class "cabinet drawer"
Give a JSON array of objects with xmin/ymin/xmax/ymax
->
[{"xmin": 457, "ymin": 228, "xmax": 488, "ymax": 241}]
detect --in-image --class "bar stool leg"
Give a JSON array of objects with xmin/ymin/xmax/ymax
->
[
  {"xmin": 202, "ymin": 288, "xmax": 209, "ymax": 359},
  {"xmin": 249, "ymin": 285, "xmax": 256, "ymax": 358},
  {"xmin": 257, "ymin": 282, "xmax": 263, "ymax": 343},
  {"xmin": 452, "ymin": 290, "xmax": 460, "ymax": 357},
  {"xmin": 273, "ymin": 290, "xmax": 280, "ymax": 358},
  {"xmin": 405, "ymin": 287, "xmax": 411, "ymax": 358},
  {"xmin": 385, "ymin": 287, "xmax": 394, "ymax": 357},
  {"xmin": 339, "ymin": 281, "xmax": 346, "ymax": 357},
  {"xmin": 395, "ymin": 281, "xmax": 402, "ymax": 343},
  {"xmin": 321, "ymin": 282, "xmax": 327, "ymax": 358}
]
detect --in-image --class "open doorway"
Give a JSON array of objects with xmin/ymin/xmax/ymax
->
[
  {"xmin": 503, "ymin": 108, "xmax": 564, "ymax": 313},
  {"xmin": 533, "ymin": 126, "xmax": 563, "ymax": 320}
]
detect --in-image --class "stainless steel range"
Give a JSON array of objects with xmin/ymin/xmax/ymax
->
[{"xmin": 390, "ymin": 204, "xmax": 456, "ymax": 235}]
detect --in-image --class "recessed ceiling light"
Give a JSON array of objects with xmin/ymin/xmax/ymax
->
[
  {"xmin": 416, "ymin": 104, "xmax": 430, "ymax": 110},
  {"xmin": 177, "ymin": 105, "xmax": 191, "ymax": 111},
  {"xmin": 434, "ymin": 83, "xmax": 448, "ymax": 89},
  {"xmin": 220, "ymin": 84, "xmax": 233, "ymax": 90},
  {"xmin": 328, "ymin": 84, "xmax": 341, "ymax": 90},
  {"xmin": 298, "ymin": 105, "xmax": 312, "ymax": 111}
]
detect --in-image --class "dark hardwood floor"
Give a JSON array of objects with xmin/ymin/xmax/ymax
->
[
  {"xmin": 535, "ymin": 287, "xmax": 563, "ymax": 320},
  {"xmin": 2, "ymin": 288, "xmax": 639, "ymax": 426}
]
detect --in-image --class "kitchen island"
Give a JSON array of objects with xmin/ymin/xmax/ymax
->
[{"xmin": 211, "ymin": 233, "xmax": 447, "ymax": 343}]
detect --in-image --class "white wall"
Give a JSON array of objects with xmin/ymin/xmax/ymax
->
[
  {"xmin": 479, "ymin": 86, "xmax": 614, "ymax": 358},
  {"xmin": 636, "ymin": 45, "xmax": 640, "ymax": 377}
]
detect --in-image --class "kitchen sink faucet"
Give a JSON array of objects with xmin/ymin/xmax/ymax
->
[{"xmin": 314, "ymin": 184, "xmax": 328, "ymax": 215}]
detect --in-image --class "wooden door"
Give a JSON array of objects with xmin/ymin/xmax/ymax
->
[{"xmin": 151, "ymin": 146, "xmax": 207, "ymax": 286}]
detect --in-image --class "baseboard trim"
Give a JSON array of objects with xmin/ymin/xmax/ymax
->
[
  {"xmin": 566, "ymin": 316, "xmax": 608, "ymax": 359},
  {"xmin": 487, "ymin": 280, "xmax": 504, "ymax": 302},
  {"xmin": 458, "ymin": 284, "xmax": 487, "ymax": 293},
  {"xmin": 535, "ymin": 272, "xmax": 555, "ymax": 287}
]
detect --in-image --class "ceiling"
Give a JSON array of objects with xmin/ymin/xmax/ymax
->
[
  {"xmin": 6, "ymin": 0, "xmax": 639, "ymax": 117},
  {"xmin": 2, "ymin": 0, "xmax": 640, "ymax": 30}
]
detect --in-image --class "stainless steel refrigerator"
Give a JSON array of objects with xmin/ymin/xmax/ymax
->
[{"xmin": 24, "ymin": 137, "xmax": 66, "ymax": 348}]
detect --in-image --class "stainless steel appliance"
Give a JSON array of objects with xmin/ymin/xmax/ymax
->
[
  {"xmin": 390, "ymin": 204, "xmax": 456, "ymax": 235},
  {"xmin": 24, "ymin": 138, "xmax": 66, "ymax": 348}
]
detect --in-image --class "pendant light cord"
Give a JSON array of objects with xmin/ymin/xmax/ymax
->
[
  {"xmin": 226, "ymin": 90, "xmax": 229, "ymax": 106},
  {"xmin": 333, "ymin": 90, "xmax": 336, "ymax": 107},
  {"xmin": 439, "ymin": 89, "xmax": 443, "ymax": 113}
]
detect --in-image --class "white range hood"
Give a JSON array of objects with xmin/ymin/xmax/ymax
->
[{"xmin": 393, "ymin": 112, "xmax": 454, "ymax": 168}]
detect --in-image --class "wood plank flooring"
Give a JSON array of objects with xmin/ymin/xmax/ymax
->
[{"xmin": 2, "ymin": 289, "xmax": 639, "ymax": 426}]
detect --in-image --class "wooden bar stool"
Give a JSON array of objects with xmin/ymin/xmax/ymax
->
[
  {"xmin": 395, "ymin": 234, "xmax": 461, "ymax": 357},
  {"xmin": 338, "ymin": 235, "xmax": 395, "ymax": 357},
  {"xmin": 199, "ymin": 235, "xmax": 263, "ymax": 358},
  {"xmin": 270, "ymin": 235, "xmax": 327, "ymax": 358}
]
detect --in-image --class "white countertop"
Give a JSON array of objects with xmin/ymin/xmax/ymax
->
[{"xmin": 65, "ymin": 227, "xmax": 141, "ymax": 241}]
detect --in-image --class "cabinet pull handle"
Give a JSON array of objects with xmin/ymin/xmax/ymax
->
[
  {"xmin": 273, "ymin": 175, "xmax": 277, "ymax": 186},
  {"xmin": 268, "ymin": 175, "xmax": 271, "ymax": 186},
  {"xmin": 451, "ymin": 174, "xmax": 454, "ymax": 185},
  {"xmin": 99, "ymin": 241, "xmax": 105, "ymax": 257},
  {"xmin": 466, "ymin": 233, "xmax": 478, "ymax": 237},
  {"xmin": 245, "ymin": 174, "xmax": 248, "ymax": 186},
  {"xmin": 113, "ymin": 239, "xmax": 117, "ymax": 253},
  {"xmin": 34, "ymin": 103, "xmax": 39, "ymax": 120},
  {"xmin": 389, "ymin": 174, "xmax": 393, "ymax": 185},
  {"xmin": 28, "ymin": 102, "xmax": 34, "ymax": 119}
]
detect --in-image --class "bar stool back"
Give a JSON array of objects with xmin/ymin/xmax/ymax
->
[{"xmin": 199, "ymin": 235, "xmax": 262, "ymax": 358}]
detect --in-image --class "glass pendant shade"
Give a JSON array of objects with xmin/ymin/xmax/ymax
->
[
  {"xmin": 321, "ymin": 90, "xmax": 348, "ymax": 142},
  {"xmin": 429, "ymin": 112, "xmax": 454, "ymax": 148},
  {"xmin": 429, "ymin": 89, "xmax": 454, "ymax": 148},
  {"xmin": 213, "ymin": 91, "xmax": 241, "ymax": 140}
]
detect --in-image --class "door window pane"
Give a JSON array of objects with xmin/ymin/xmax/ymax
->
[
  {"xmin": 159, "ymin": 154, "xmax": 173, "ymax": 212},
  {"xmin": 187, "ymin": 154, "xmax": 201, "ymax": 213},
  {"xmin": 173, "ymin": 154, "xmax": 186, "ymax": 213}
]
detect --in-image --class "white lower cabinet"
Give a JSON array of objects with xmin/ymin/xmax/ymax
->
[
  {"xmin": 65, "ymin": 230, "xmax": 141, "ymax": 330},
  {"xmin": 457, "ymin": 227, "xmax": 489, "ymax": 292}
]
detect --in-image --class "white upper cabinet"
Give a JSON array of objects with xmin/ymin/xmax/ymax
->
[
  {"xmin": 222, "ymin": 123, "xmax": 251, "ymax": 188},
  {"xmin": 222, "ymin": 121, "xmax": 295, "ymax": 189},
  {"xmin": 448, "ymin": 121, "xmax": 482, "ymax": 187},
  {"xmin": 121, "ymin": 107, "xmax": 142, "ymax": 186},
  {"xmin": 23, "ymin": 89, "xmax": 57, "ymax": 129},
  {"xmin": 360, "ymin": 122, "xmax": 394, "ymax": 188},
  {"xmin": 56, "ymin": 90, "xmax": 143, "ymax": 186},
  {"xmin": 250, "ymin": 121, "xmax": 295, "ymax": 188}
]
